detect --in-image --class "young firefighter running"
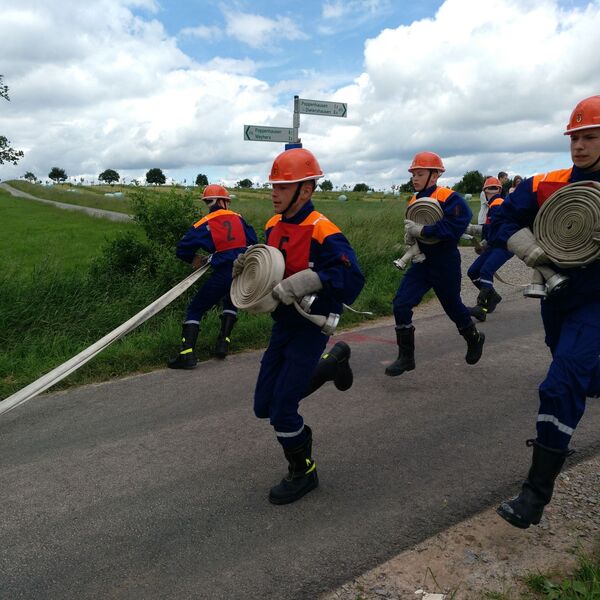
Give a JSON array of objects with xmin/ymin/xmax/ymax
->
[
  {"xmin": 234, "ymin": 148, "xmax": 364, "ymax": 505},
  {"xmin": 168, "ymin": 185, "xmax": 257, "ymax": 368},
  {"xmin": 386, "ymin": 151, "xmax": 485, "ymax": 376},
  {"xmin": 465, "ymin": 176, "xmax": 514, "ymax": 321},
  {"xmin": 495, "ymin": 95, "xmax": 600, "ymax": 529}
]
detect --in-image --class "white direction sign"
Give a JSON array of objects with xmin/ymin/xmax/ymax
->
[
  {"xmin": 297, "ymin": 98, "xmax": 347, "ymax": 118},
  {"xmin": 244, "ymin": 125, "xmax": 295, "ymax": 143}
]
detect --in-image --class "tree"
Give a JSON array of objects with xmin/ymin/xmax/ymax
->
[
  {"xmin": 99, "ymin": 169, "xmax": 120, "ymax": 185},
  {"xmin": 23, "ymin": 171, "xmax": 36, "ymax": 182},
  {"xmin": 353, "ymin": 183, "xmax": 369, "ymax": 192},
  {"xmin": 0, "ymin": 75, "xmax": 24, "ymax": 166},
  {"xmin": 146, "ymin": 168, "xmax": 166, "ymax": 185},
  {"xmin": 453, "ymin": 170, "xmax": 485, "ymax": 195},
  {"xmin": 399, "ymin": 181, "xmax": 414, "ymax": 193},
  {"xmin": 236, "ymin": 178, "xmax": 253, "ymax": 188},
  {"xmin": 319, "ymin": 179, "xmax": 333, "ymax": 191},
  {"xmin": 48, "ymin": 167, "xmax": 67, "ymax": 183},
  {"xmin": 195, "ymin": 173, "xmax": 208, "ymax": 186}
]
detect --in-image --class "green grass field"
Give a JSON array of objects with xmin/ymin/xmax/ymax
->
[{"xmin": 0, "ymin": 185, "xmax": 418, "ymax": 401}]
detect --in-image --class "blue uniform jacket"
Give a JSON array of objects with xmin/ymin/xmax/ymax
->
[
  {"xmin": 176, "ymin": 205, "xmax": 257, "ymax": 269},
  {"xmin": 265, "ymin": 201, "xmax": 365, "ymax": 328},
  {"xmin": 414, "ymin": 185, "xmax": 472, "ymax": 258},
  {"xmin": 493, "ymin": 165, "xmax": 600, "ymax": 308}
]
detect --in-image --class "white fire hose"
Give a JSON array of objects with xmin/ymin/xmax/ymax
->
[
  {"xmin": 230, "ymin": 244, "xmax": 371, "ymax": 335},
  {"xmin": 524, "ymin": 181, "xmax": 600, "ymax": 297},
  {"xmin": 0, "ymin": 261, "xmax": 213, "ymax": 417},
  {"xmin": 393, "ymin": 198, "xmax": 443, "ymax": 270}
]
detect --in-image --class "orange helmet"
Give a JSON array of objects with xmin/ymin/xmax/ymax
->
[
  {"xmin": 483, "ymin": 176, "xmax": 502, "ymax": 190},
  {"xmin": 269, "ymin": 148, "xmax": 324, "ymax": 184},
  {"xmin": 564, "ymin": 95, "xmax": 600, "ymax": 135},
  {"xmin": 202, "ymin": 184, "xmax": 230, "ymax": 203},
  {"xmin": 408, "ymin": 151, "xmax": 445, "ymax": 173}
]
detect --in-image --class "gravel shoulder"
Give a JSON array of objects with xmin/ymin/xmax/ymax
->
[{"xmin": 323, "ymin": 248, "xmax": 600, "ymax": 600}]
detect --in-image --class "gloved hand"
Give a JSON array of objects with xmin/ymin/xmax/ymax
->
[
  {"xmin": 474, "ymin": 239, "xmax": 488, "ymax": 255},
  {"xmin": 507, "ymin": 228, "xmax": 551, "ymax": 267},
  {"xmin": 404, "ymin": 219, "xmax": 424, "ymax": 239},
  {"xmin": 232, "ymin": 250, "xmax": 248, "ymax": 278},
  {"xmin": 466, "ymin": 224, "xmax": 483, "ymax": 236},
  {"xmin": 192, "ymin": 254, "xmax": 208, "ymax": 270},
  {"xmin": 272, "ymin": 269, "xmax": 323, "ymax": 305}
]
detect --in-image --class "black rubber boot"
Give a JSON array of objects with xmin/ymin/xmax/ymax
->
[
  {"xmin": 214, "ymin": 313, "xmax": 237, "ymax": 359},
  {"xmin": 167, "ymin": 322, "xmax": 199, "ymax": 369},
  {"xmin": 385, "ymin": 326, "xmax": 416, "ymax": 376},
  {"xmin": 459, "ymin": 322, "xmax": 485, "ymax": 365},
  {"xmin": 497, "ymin": 440, "xmax": 570, "ymax": 529},
  {"xmin": 469, "ymin": 287, "xmax": 495, "ymax": 322},
  {"xmin": 487, "ymin": 288, "xmax": 502, "ymax": 313},
  {"xmin": 269, "ymin": 426, "xmax": 318, "ymax": 505},
  {"xmin": 304, "ymin": 341, "xmax": 353, "ymax": 397}
]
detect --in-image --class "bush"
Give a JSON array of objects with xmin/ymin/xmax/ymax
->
[{"xmin": 129, "ymin": 189, "xmax": 201, "ymax": 249}]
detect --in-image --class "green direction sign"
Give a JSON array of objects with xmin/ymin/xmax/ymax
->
[
  {"xmin": 244, "ymin": 125, "xmax": 295, "ymax": 143},
  {"xmin": 297, "ymin": 98, "xmax": 347, "ymax": 118}
]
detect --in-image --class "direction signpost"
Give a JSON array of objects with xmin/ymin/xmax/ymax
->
[
  {"xmin": 243, "ymin": 95, "xmax": 348, "ymax": 150},
  {"xmin": 243, "ymin": 125, "xmax": 295, "ymax": 143},
  {"xmin": 297, "ymin": 98, "xmax": 347, "ymax": 118}
]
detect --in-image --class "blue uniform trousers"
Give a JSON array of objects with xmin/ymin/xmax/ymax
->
[
  {"xmin": 393, "ymin": 252, "xmax": 472, "ymax": 330},
  {"xmin": 467, "ymin": 247, "xmax": 513, "ymax": 288},
  {"xmin": 254, "ymin": 322, "xmax": 328, "ymax": 449},
  {"xmin": 185, "ymin": 264, "xmax": 236, "ymax": 322},
  {"xmin": 537, "ymin": 301, "xmax": 600, "ymax": 449}
]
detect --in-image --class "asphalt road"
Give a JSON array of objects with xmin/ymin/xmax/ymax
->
[
  {"xmin": 2, "ymin": 292, "xmax": 600, "ymax": 599},
  {"xmin": 0, "ymin": 182, "xmax": 132, "ymax": 222}
]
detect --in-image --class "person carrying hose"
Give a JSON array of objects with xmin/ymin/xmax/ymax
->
[
  {"xmin": 465, "ymin": 176, "xmax": 514, "ymax": 321},
  {"xmin": 386, "ymin": 151, "xmax": 485, "ymax": 377},
  {"xmin": 233, "ymin": 148, "xmax": 365, "ymax": 505},
  {"xmin": 167, "ymin": 185, "xmax": 257, "ymax": 368},
  {"xmin": 495, "ymin": 95, "xmax": 600, "ymax": 529}
]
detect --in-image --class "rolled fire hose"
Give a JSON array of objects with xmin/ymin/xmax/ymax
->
[
  {"xmin": 0, "ymin": 260, "xmax": 213, "ymax": 417},
  {"xmin": 528, "ymin": 180, "xmax": 600, "ymax": 297},
  {"xmin": 230, "ymin": 244, "xmax": 371, "ymax": 335},
  {"xmin": 393, "ymin": 198, "xmax": 443, "ymax": 270}
]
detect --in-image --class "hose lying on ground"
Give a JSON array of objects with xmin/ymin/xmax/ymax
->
[
  {"xmin": 0, "ymin": 261, "xmax": 212, "ymax": 417},
  {"xmin": 230, "ymin": 244, "xmax": 371, "ymax": 335},
  {"xmin": 393, "ymin": 198, "xmax": 443, "ymax": 269}
]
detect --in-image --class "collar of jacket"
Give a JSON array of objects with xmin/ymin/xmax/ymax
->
[
  {"xmin": 417, "ymin": 184, "xmax": 437, "ymax": 199},
  {"xmin": 281, "ymin": 200, "xmax": 315, "ymax": 224}
]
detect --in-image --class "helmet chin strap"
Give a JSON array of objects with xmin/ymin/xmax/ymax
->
[{"xmin": 282, "ymin": 182, "xmax": 304, "ymax": 217}]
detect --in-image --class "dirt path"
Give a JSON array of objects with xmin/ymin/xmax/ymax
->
[
  {"xmin": 323, "ymin": 250, "xmax": 600, "ymax": 600},
  {"xmin": 322, "ymin": 454, "xmax": 600, "ymax": 600}
]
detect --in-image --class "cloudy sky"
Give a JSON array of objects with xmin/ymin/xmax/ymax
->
[{"xmin": 1, "ymin": 0, "xmax": 599, "ymax": 189}]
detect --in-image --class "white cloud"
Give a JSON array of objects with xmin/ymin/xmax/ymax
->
[
  {"xmin": 179, "ymin": 24, "xmax": 223, "ymax": 40},
  {"xmin": 1, "ymin": 0, "xmax": 600, "ymax": 190},
  {"xmin": 319, "ymin": 0, "xmax": 391, "ymax": 35},
  {"xmin": 223, "ymin": 10, "xmax": 308, "ymax": 49}
]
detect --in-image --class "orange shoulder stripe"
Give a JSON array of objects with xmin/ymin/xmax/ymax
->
[
  {"xmin": 532, "ymin": 168, "xmax": 572, "ymax": 192},
  {"xmin": 193, "ymin": 209, "xmax": 241, "ymax": 228},
  {"xmin": 489, "ymin": 197, "xmax": 504, "ymax": 209},
  {"xmin": 431, "ymin": 187, "xmax": 454, "ymax": 202},
  {"xmin": 302, "ymin": 210, "xmax": 342, "ymax": 244},
  {"xmin": 265, "ymin": 214, "xmax": 282, "ymax": 230}
]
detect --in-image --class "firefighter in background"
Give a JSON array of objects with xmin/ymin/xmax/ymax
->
[
  {"xmin": 168, "ymin": 184, "xmax": 257, "ymax": 369},
  {"xmin": 234, "ymin": 148, "xmax": 364, "ymax": 505},
  {"xmin": 465, "ymin": 176, "xmax": 514, "ymax": 321},
  {"xmin": 495, "ymin": 95, "xmax": 600, "ymax": 529},
  {"xmin": 386, "ymin": 151, "xmax": 485, "ymax": 377}
]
